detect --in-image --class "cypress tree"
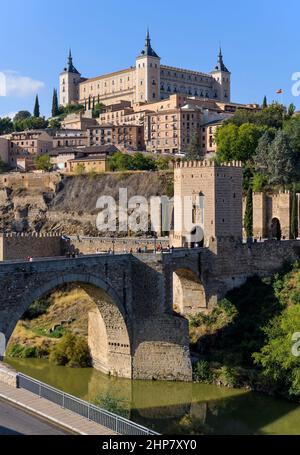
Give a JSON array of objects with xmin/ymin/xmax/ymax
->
[
  {"xmin": 262, "ymin": 96, "xmax": 268, "ymax": 109},
  {"xmin": 244, "ymin": 186, "xmax": 253, "ymax": 239},
  {"xmin": 52, "ymin": 88, "xmax": 59, "ymax": 117},
  {"xmin": 33, "ymin": 95, "xmax": 40, "ymax": 117},
  {"xmin": 291, "ymin": 185, "xmax": 298, "ymax": 239}
]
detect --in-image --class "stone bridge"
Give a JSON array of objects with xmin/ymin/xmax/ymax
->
[{"xmin": 1, "ymin": 239, "xmax": 300, "ymax": 382}]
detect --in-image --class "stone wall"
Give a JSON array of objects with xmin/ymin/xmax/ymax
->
[
  {"xmin": 0, "ymin": 233, "xmax": 62, "ymax": 261},
  {"xmin": 0, "ymin": 364, "xmax": 18, "ymax": 387},
  {"xmin": 0, "ymin": 172, "xmax": 62, "ymax": 191},
  {"xmin": 69, "ymin": 236, "xmax": 170, "ymax": 254}
]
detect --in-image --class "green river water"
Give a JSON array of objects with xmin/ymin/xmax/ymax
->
[{"xmin": 5, "ymin": 358, "xmax": 300, "ymax": 435}]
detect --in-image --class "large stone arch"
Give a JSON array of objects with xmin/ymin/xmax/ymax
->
[
  {"xmin": 5, "ymin": 272, "xmax": 132, "ymax": 379},
  {"xmin": 173, "ymin": 268, "xmax": 207, "ymax": 316}
]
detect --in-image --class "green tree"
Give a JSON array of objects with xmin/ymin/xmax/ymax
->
[
  {"xmin": 256, "ymin": 103, "xmax": 286, "ymax": 129},
  {"xmin": 253, "ymin": 303, "xmax": 300, "ymax": 397},
  {"xmin": 262, "ymin": 96, "xmax": 268, "ymax": 109},
  {"xmin": 0, "ymin": 117, "xmax": 13, "ymax": 134},
  {"xmin": 185, "ymin": 133, "xmax": 200, "ymax": 160},
  {"xmin": 284, "ymin": 115, "xmax": 300, "ymax": 155},
  {"xmin": 156, "ymin": 156, "xmax": 171, "ymax": 170},
  {"xmin": 51, "ymin": 88, "xmax": 60, "ymax": 117},
  {"xmin": 33, "ymin": 95, "xmax": 40, "ymax": 117},
  {"xmin": 291, "ymin": 185, "xmax": 298, "ymax": 239},
  {"xmin": 92, "ymin": 103, "xmax": 105, "ymax": 119},
  {"xmin": 251, "ymin": 173, "xmax": 266, "ymax": 192},
  {"xmin": 225, "ymin": 109, "xmax": 256, "ymax": 127},
  {"xmin": 244, "ymin": 186, "xmax": 253, "ymax": 239},
  {"xmin": 14, "ymin": 116, "xmax": 48, "ymax": 131},
  {"xmin": 267, "ymin": 130, "xmax": 296, "ymax": 185},
  {"xmin": 254, "ymin": 129, "xmax": 296, "ymax": 186},
  {"xmin": 48, "ymin": 118, "xmax": 61, "ymax": 129},
  {"xmin": 215, "ymin": 123, "xmax": 239, "ymax": 161},
  {"xmin": 254, "ymin": 129, "xmax": 276, "ymax": 174},
  {"xmin": 35, "ymin": 154, "xmax": 53, "ymax": 172},
  {"xmin": 287, "ymin": 103, "xmax": 296, "ymax": 118},
  {"xmin": 215, "ymin": 122, "xmax": 264, "ymax": 163},
  {"xmin": 226, "ymin": 103, "xmax": 285, "ymax": 129},
  {"xmin": 13, "ymin": 111, "xmax": 31, "ymax": 122},
  {"xmin": 131, "ymin": 152, "xmax": 156, "ymax": 170},
  {"xmin": 108, "ymin": 152, "xmax": 133, "ymax": 171}
]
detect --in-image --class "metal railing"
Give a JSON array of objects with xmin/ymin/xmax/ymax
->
[{"xmin": 18, "ymin": 373, "xmax": 159, "ymax": 435}]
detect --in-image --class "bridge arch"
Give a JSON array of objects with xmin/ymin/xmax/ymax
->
[
  {"xmin": 173, "ymin": 268, "xmax": 207, "ymax": 316},
  {"xmin": 6, "ymin": 273, "xmax": 132, "ymax": 379}
]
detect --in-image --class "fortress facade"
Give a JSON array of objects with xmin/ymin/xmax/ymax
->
[{"xmin": 59, "ymin": 31, "xmax": 231, "ymax": 108}]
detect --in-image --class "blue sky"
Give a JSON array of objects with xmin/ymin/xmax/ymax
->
[{"xmin": 0, "ymin": 0, "xmax": 299, "ymax": 118}]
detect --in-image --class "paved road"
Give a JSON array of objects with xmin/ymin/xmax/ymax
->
[{"xmin": 0, "ymin": 399, "xmax": 70, "ymax": 435}]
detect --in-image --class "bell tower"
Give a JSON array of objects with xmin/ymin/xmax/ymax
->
[{"xmin": 135, "ymin": 30, "xmax": 161, "ymax": 103}]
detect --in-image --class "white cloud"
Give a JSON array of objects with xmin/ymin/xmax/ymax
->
[
  {"xmin": 2, "ymin": 71, "xmax": 44, "ymax": 98},
  {"xmin": 0, "ymin": 112, "xmax": 17, "ymax": 119}
]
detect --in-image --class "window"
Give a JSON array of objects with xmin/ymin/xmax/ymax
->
[{"xmin": 199, "ymin": 192, "xmax": 205, "ymax": 224}]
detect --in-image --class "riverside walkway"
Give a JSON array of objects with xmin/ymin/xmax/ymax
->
[
  {"xmin": 0, "ymin": 364, "xmax": 157, "ymax": 435},
  {"xmin": 0, "ymin": 381, "xmax": 116, "ymax": 435}
]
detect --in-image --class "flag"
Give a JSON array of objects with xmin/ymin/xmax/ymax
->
[{"xmin": 276, "ymin": 89, "xmax": 283, "ymax": 94}]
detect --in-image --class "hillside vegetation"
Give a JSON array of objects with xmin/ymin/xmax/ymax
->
[{"xmin": 191, "ymin": 263, "xmax": 300, "ymax": 399}]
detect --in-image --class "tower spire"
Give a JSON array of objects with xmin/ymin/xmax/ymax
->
[
  {"xmin": 65, "ymin": 48, "xmax": 80, "ymax": 74},
  {"xmin": 138, "ymin": 28, "xmax": 160, "ymax": 59},
  {"xmin": 212, "ymin": 45, "xmax": 229, "ymax": 73},
  {"xmin": 68, "ymin": 48, "xmax": 73, "ymax": 67},
  {"xmin": 146, "ymin": 28, "xmax": 150, "ymax": 46}
]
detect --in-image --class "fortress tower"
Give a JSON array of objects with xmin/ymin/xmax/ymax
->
[
  {"xmin": 135, "ymin": 29, "xmax": 161, "ymax": 103},
  {"xmin": 59, "ymin": 50, "xmax": 82, "ymax": 107},
  {"xmin": 211, "ymin": 47, "xmax": 231, "ymax": 102},
  {"xmin": 172, "ymin": 160, "xmax": 243, "ymax": 247}
]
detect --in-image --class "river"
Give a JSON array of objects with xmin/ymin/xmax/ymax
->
[{"xmin": 5, "ymin": 358, "xmax": 300, "ymax": 435}]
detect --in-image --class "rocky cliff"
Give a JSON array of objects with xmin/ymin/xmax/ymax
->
[{"xmin": 0, "ymin": 171, "xmax": 174, "ymax": 235}]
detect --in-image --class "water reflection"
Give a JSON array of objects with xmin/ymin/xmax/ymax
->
[{"xmin": 6, "ymin": 358, "xmax": 300, "ymax": 435}]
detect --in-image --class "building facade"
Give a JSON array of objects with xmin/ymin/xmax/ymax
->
[
  {"xmin": 59, "ymin": 31, "xmax": 231, "ymax": 108},
  {"xmin": 87, "ymin": 125, "xmax": 144, "ymax": 151}
]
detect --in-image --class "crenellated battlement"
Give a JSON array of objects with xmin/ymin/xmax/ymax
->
[
  {"xmin": 174, "ymin": 160, "xmax": 243, "ymax": 169},
  {"xmin": 0, "ymin": 232, "xmax": 61, "ymax": 238}
]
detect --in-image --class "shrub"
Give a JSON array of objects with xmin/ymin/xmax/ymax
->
[
  {"xmin": 94, "ymin": 392, "xmax": 130, "ymax": 418},
  {"xmin": 23, "ymin": 298, "xmax": 50, "ymax": 320},
  {"xmin": 193, "ymin": 360, "xmax": 214, "ymax": 383},
  {"xmin": 49, "ymin": 332, "xmax": 91, "ymax": 368},
  {"xmin": 7, "ymin": 344, "xmax": 48, "ymax": 359},
  {"xmin": 216, "ymin": 366, "xmax": 240, "ymax": 388}
]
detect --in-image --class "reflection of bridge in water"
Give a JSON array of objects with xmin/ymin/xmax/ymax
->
[{"xmin": 1, "ymin": 239, "xmax": 300, "ymax": 381}]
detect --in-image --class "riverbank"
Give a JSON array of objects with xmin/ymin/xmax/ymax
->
[{"xmin": 6, "ymin": 357, "xmax": 300, "ymax": 435}]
